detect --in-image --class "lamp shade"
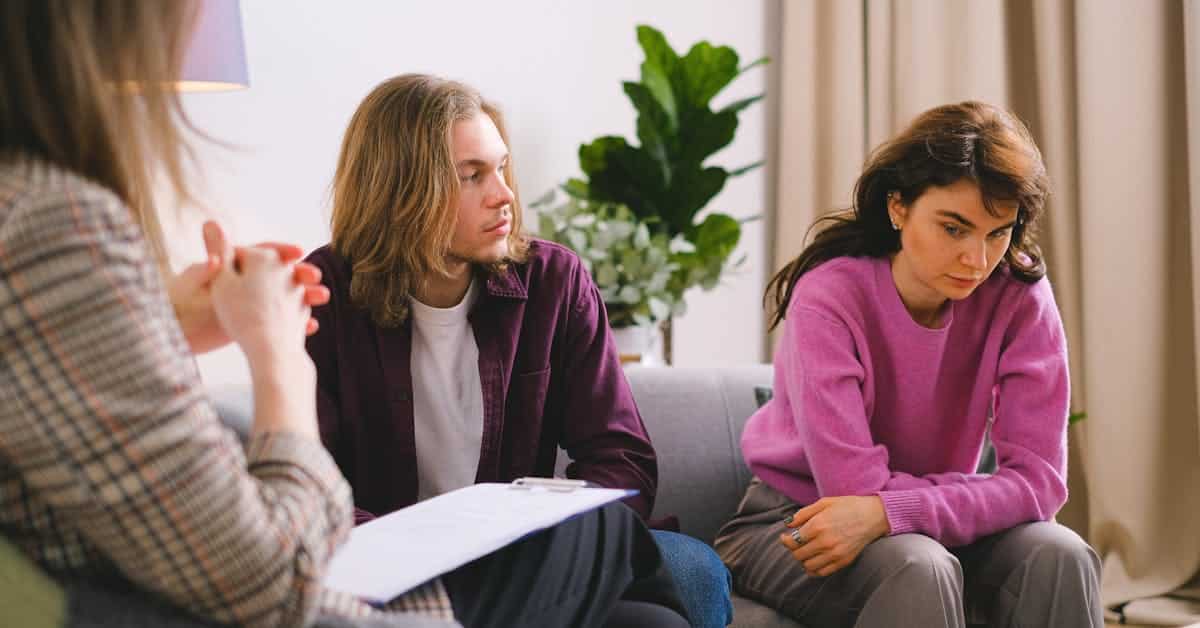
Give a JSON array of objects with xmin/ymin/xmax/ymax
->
[{"xmin": 179, "ymin": 0, "xmax": 248, "ymax": 92}]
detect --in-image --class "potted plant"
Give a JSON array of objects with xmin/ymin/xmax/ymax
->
[
  {"xmin": 540, "ymin": 24, "xmax": 767, "ymax": 363},
  {"xmin": 535, "ymin": 192, "xmax": 684, "ymax": 364}
]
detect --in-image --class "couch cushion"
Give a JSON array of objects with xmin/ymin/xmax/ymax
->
[
  {"xmin": 625, "ymin": 365, "xmax": 772, "ymax": 544},
  {"xmin": 553, "ymin": 365, "xmax": 771, "ymax": 543}
]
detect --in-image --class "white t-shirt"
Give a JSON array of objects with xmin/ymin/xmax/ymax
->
[{"xmin": 410, "ymin": 280, "xmax": 484, "ymax": 501}]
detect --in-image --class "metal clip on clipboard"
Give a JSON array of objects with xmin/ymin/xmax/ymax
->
[{"xmin": 510, "ymin": 477, "xmax": 587, "ymax": 492}]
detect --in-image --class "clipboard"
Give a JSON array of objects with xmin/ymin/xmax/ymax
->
[{"xmin": 322, "ymin": 479, "xmax": 637, "ymax": 603}]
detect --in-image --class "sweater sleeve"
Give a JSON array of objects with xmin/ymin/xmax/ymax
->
[
  {"xmin": 779, "ymin": 305, "xmax": 895, "ymax": 498},
  {"xmin": 877, "ymin": 280, "xmax": 1069, "ymax": 546}
]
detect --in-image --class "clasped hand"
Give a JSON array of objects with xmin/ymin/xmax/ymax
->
[
  {"xmin": 778, "ymin": 495, "xmax": 890, "ymax": 577},
  {"xmin": 167, "ymin": 220, "xmax": 329, "ymax": 355}
]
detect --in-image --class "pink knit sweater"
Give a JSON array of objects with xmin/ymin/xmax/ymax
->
[{"xmin": 742, "ymin": 255, "xmax": 1069, "ymax": 547}]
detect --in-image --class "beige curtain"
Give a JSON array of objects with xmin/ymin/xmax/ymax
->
[{"xmin": 772, "ymin": 0, "xmax": 1200, "ymax": 615}]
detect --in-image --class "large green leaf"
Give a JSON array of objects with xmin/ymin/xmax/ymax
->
[
  {"xmin": 677, "ymin": 108, "xmax": 738, "ymax": 167},
  {"xmin": 691, "ymin": 213, "xmax": 741, "ymax": 261},
  {"xmin": 562, "ymin": 178, "xmax": 589, "ymax": 199},
  {"xmin": 679, "ymin": 41, "xmax": 740, "ymax": 107},
  {"xmin": 637, "ymin": 25, "xmax": 681, "ymax": 121},
  {"xmin": 641, "ymin": 64, "xmax": 678, "ymax": 128},
  {"xmin": 580, "ymin": 137, "xmax": 665, "ymax": 193},
  {"xmin": 623, "ymin": 82, "xmax": 674, "ymax": 182},
  {"xmin": 663, "ymin": 166, "xmax": 728, "ymax": 234},
  {"xmin": 637, "ymin": 25, "xmax": 679, "ymax": 78},
  {"xmin": 578, "ymin": 135, "xmax": 622, "ymax": 174},
  {"xmin": 728, "ymin": 160, "xmax": 765, "ymax": 177},
  {"xmin": 718, "ymin": 94, "xmax": 764, "ymax": 116},
  {"xmin": 739, "ymin": 56, "xmax": 770, "ymax": 73},
  {"xmin": 579, "ymin": 136, "xmax": 665, "ymax": 221}
]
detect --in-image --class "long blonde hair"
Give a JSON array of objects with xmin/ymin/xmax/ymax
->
[
  {"xmin": 0, "ymin": 0, "xmax": 200, "ymax": 265},
  {"xmin": 331, "ymin": 74, "xmax": 529, "ymax": 327}
]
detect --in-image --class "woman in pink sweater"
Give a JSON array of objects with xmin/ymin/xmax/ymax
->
[{"xmin": 715, "ymin": 102, "xmax": 1102, "ymax": 627}]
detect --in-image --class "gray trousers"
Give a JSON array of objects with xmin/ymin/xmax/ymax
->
[{"xmin": 714, "ymin": 478, "xmax": 1103, "ymax": 628}]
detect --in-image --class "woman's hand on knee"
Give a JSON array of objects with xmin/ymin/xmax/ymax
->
[{"xmin": 778, "ymin": 496, "xmax": 890, "ymax": 577}]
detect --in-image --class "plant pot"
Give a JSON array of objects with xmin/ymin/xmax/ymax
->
[{"xmin": 610, "ymin": 324, "xmax": 663, "ymax": 366}]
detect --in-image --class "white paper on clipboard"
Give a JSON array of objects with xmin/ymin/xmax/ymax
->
[{"xmin": 323, "ymin": 481, "xmax": 636, "ymax": 603}]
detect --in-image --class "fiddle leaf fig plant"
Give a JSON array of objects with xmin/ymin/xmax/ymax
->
[
  {"xmin": 552, "ymin": 24, "xmax": 766, "ymax": 327},
  {"xmin": 571, "ymin": 26, "xmax": 765, "ymax": 238}
]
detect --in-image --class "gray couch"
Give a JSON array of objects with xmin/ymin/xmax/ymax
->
[{"xmin": 616, "ymin": 365, "xmax": 798, "ymax": 628}]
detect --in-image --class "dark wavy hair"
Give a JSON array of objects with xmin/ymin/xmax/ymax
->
[{"xmin": 766, "ymin": 101, "xmax": 1050, "ymax": 330}]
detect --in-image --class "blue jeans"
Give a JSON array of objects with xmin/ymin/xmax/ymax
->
[{"xmin": 651, "ymin": 530, "xmax": 733, "ymax": 628}]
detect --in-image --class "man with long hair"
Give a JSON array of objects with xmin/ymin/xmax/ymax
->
[{"xmin": 306, "ymin": 74, "xmax": 733, "ymax": 628}]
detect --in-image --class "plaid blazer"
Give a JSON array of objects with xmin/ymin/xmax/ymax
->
[{"xmin": 0, "ymin": 161, "xmax": 455, "ymax": 627}]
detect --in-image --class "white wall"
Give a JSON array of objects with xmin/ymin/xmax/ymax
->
[{"xmin": 179, "ymin": 1, "xmax": 772, "ymax": 388}]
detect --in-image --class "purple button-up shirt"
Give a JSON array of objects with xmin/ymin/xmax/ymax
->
[{"xmin": 304, "ymin": 239, "xmax": 658, "ymax": 523}]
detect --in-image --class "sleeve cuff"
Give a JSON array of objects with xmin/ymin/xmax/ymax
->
[{"xmin": 878, "ymin": 490, "xmax": 924, "ymax": 536}]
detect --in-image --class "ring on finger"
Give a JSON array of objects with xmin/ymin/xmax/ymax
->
[{"xmin": 790, "ymin": 529, "xmax": 806, "ymax": 545}]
